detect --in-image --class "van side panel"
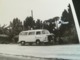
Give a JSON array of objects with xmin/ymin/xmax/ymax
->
[
  {"xmin": 19, "ymin": 35, "xmax": 36, "ymax": 42},
  {"xmin": 18, "ymin": 29, "xmax": 53, "ymax": 43},
  {"xmin": 35, "ymin": 34, "xmax": 48, "ymax": 42},
  {"xmin": 25, "ymin": 35, "xmax": 35, "ymax": 42},
  {"xmin": 19, "ymin": 35, "xmax": 26, "ymax": 42}
]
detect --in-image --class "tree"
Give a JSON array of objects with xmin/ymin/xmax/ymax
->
[
  {"xmin": 7, "ymin": 18, "xmax": 23, "ymax": 43},
  {"xmin": 23, "ymin": 16, "xmax": 35, "ymax": 30},
  {"xmin": 35, "ymin": 19, "xmax": 42, "ymax": 29},
  {"xmin": 61, "ymin": 4, "xmax": 75, "ymax": 27},
  {"xmin": 43, "ymin": 17, "xmax": 59, "ymax": 33},
  {"xmin": 8, "ymin": 18, "xmax": 23, "ymax": 38},
  {"xmin": 68, "ymin": 4, "xmax": 75, "ymax": 26},
  {"xmin": 61, "ymin": 4, "xmax": 74, "ymax": 35},
  {"xmin": 0, "ymin": 25, "xmax": 8, "ymax": 34},
  {"xmin": 60, "ymin": 4, "xmax": 79, "ymax": 43}
]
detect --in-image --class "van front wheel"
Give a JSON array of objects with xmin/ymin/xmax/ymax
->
[
  {"xmin": 21, "ymin": 41, "xmax": 25, "ymax": 46},
  {"xmin": 36, "ymin": 40, "xmax": 40, "ymax": 45}
]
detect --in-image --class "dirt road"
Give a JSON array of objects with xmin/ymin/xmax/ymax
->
[{"xmin": 0, "ymin": 44, "xmax": 80, "ymax": 60}]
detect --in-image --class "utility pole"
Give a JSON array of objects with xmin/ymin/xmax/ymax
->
[
  {"xmin": 31, "ymin": 10, "xmax": 34, "ymax": 30},
  {"xmin": 31, "ymin": 10, "xmax": 33, "ymax": 18}
]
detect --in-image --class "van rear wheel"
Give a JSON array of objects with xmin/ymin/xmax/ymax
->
[
  {"xmin": 21, "ymin": 41, "xmax": 25, "ymax": 46},
  {"xmin": 36, "ymin": 40, "xmax": 40, "ymax": 45}
]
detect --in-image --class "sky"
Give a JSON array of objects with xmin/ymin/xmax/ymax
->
[{"xmin": 0, "ymin": 0, "xmax": 71, "ymax": 26}]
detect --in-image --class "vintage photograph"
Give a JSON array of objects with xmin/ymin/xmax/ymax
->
[{"xmin": 0, "ymin": 0, "xmax": 80, "ymax": 60}]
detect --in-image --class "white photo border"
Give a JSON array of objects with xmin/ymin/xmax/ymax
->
[{"xmin": 70, "ymin": 0, "xmax": 80, "ymax": 42}]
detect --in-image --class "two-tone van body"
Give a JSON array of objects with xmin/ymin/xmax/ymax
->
[{"xmin": 18, "ymin": 29, "xmax": 54, "ymax": 45}]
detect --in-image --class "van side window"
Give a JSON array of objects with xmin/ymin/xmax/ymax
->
[
  {"xmin": 42, "ymin": 30, "xmax": 49, "ymax": 34},
  {"xmin": 28, "ymin": 32, "xmax": 35, "ymax": 35},
  {"xmin": 36, "ymin": 31, "xmax": 41, "ymax": 35},
  {"xmin": 42, "ymin": 31, "xmax": 45, "ymax": 34}
]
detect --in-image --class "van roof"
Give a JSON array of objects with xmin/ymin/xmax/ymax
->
[{"xmin": 21, "ymin": 29, "xmax": 48, "ymax": 32}]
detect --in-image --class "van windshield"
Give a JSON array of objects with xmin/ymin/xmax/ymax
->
[{"xmin": 42, "ymin": 30, "xmax": 50, "ymax": 34}]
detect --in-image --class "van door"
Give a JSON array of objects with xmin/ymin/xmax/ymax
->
[
  {"xmin": 27, "ymin": 31, "xmax": 35, "ymax": 42},
  {"xmin": 35, "ymin": 31, "xmax": 43, "ymax": 41}
]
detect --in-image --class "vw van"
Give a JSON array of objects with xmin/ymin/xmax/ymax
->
[{"xmin": 18, "ymin": 29, "xmax": 54, "ymax": 45}]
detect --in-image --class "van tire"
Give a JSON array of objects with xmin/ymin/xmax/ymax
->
[
  {"xmin": 21, "ymin": 41, "xmax": 25, "ymax": 46},
  {"xmin": 36, "ymin": 40, "xmax": 40, "ymax": 45}
]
